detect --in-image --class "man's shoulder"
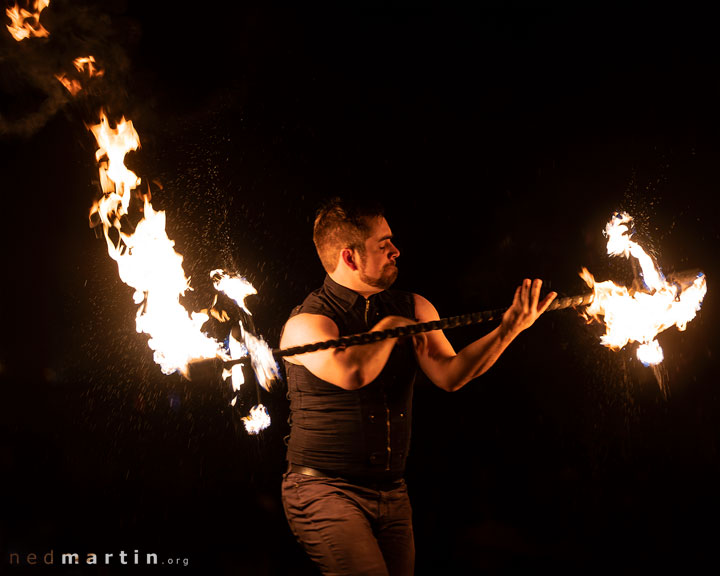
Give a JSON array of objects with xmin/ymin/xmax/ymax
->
[
  {"xmin": 293, "ymin": 286, "xmax": 331, "ymax": 315},
  {"xmin": 375, "ymin": 288, "xmax": 420, "ymax": 321},
  {"xmin": 285, "ymin": 283, "xmax": 335, "ymax": 322},
  {"xmin": 280, "ymin": 289, "xmax": 337, "ymax": 349},
  {"xmin": 388, "ymin": 288, "xmax": 420, "ymax": 301}
]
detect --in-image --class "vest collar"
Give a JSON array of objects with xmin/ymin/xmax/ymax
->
[{"xmin": 323, "ymin": 274, "xmax": 392, "ymax": 313}]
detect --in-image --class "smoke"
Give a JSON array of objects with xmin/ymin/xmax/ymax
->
[{"xmin": 0, "ymin": 0, "xmax": 137, "ymax": 138}]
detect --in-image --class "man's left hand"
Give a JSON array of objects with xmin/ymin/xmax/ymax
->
[{"xmin": 500, "ymin": 278, "xmax": 556, "ymax": 339}]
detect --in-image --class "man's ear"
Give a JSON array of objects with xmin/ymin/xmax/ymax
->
[{"xmin": 340, "ymin": 248, "xmax": 358, "ymax": 271}]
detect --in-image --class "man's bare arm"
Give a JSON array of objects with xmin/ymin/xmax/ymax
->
[
  {"xmin": 412, "ymin": 279, "xmax": 556, "ymax": 392},
  {"xmin": 280, "ymin": 312, "xmax": 416, "ymax": 390}
]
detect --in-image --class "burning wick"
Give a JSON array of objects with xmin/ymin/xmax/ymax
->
[{"xmin": 580, "ymin": 212, "xmax": 707, "ymax": 375}]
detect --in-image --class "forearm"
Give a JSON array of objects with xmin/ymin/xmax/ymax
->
[
  {"xmin": 414, "ymin": 279, "xmax": 555, "ymax": 393},
  {"xmin": 431, "ymin": 325, "xmax": 516, "ymax": 392},
  {"xmin": 325, "ymin": 315, "xmax": 413, "ymax": 390},
  {"xmin": 331, "ymin": 338, "xmax": 398, "ymax": 389}
]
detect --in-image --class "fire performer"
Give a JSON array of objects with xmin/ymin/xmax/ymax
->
[{"xmin": 279, "ymin": 197, "xmax": 557, "ymax": 576}]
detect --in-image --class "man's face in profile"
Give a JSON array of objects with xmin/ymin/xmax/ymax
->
[{"xmin": 357, "ymin": 217, "xmax": 400, "ymax": 290}]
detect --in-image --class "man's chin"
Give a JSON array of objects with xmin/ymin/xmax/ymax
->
[
  {"xmin": 362, "ymin": 266, "xmax": 398, "ymax": 290},
  {"xmin": 378, "ymin": 266, "xmax": 398, "ymax": 289}
]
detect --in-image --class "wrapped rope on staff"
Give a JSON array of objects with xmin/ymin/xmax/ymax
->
[
  {"xmin": 188, "ymin": 264, "xmax": 705, "ymax": 380},
  {"xmin": 269, "ymin": 265, "xmax": 704, "ymax": 364},
  {"xmin": 186, "ymin": 289, "xmax": 595, "ymax": 378},
  {"xmin": 270, "ymin": 291, "xmax": 595, "ymax": 360}
]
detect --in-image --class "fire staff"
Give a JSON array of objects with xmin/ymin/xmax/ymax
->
[{"xmin": 279, "ymin": 197, "xmax": 556, "ymax": 576}]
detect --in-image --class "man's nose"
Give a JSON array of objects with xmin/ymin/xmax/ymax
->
[{"xmin": 389, "ymin": 242, "xmax": 400, "ymax": 260}]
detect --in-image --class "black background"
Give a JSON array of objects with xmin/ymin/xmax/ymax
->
[{"xmin": 1, "ymin": 2, "xmax": 719, "ymax": 574}]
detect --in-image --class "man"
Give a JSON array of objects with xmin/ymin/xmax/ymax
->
[{"xmin": 280, "ymin": 197, "xmax": 556, "ymax": 576}]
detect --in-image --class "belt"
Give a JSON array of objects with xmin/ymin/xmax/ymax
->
[
  {"xmin": 286, "ymin": 463, "xmax": 404, "ymax": 491},
  {"xmin": 288, "ymin": 464, "xmax": 335, "ymax": 478}
]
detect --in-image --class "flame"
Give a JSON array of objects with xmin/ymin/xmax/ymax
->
[
  {"xmin": 580, "ymin": 212, "xmax": 707, "ymax": 367},
  {"xmin": 89, "ymin": 112, "xmax": 141, "ymax": 222},
  {"xmin": 88, "ymin": 111, "xmax": 227, "ymax": 377},
  {"xmin": 212, "ymin": 269, "xmax": 279, "ymax": 391},
  {"xmin": 56, "ymin": 56, "xmax": 105, "ymax": 95},
  {"xmin": 88, "ymin": 112, "xmax": 272, "ymax": 431},
  {"xmin": 6, "ymin": 0, "xmax": 272, "ymax": 430},
  {"xmin": 211, "ymin": 269, "xmax": 257, "ymax": 314},
  {"xmin": 241, "ymin": 330, "xmax": 280, "ymax": 392},
  {"xmin": 242, "ymin": 404, "xmax": 271, "ymax": 435},
  {"xmin": 72, "ymin": 55, "xmax": 104, "ymax": 77},
  {"xmin": 223, "ymin": 332, "xmax": 247, "ymax": 402},
  {"xmin": 56, "ymin": 73, "xmax": 82, "ymax": 96},
  {"xmin": 6, "ymin": 0, "xmax": 50, "ymax": 41},
  {"xmin": 211, "ymin": 269, "xmax": 255, "ymax": 394},
  {"xmin": 637, "ymin": 340, "xmax": 664, "ymax": 366}
]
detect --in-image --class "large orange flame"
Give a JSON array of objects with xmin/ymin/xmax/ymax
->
[
  {"xmin": 88, "ymin": 111, "xmax": 224, "ymax": 377},
  {"xmin": 87, "ymin": 112, "xmax": 275, "ymax": 432},
  {"xmin": 5, "ymin": 0, "xmax": 274, "ymax": 432},
  {"xmin": 580, "ymin": 212, "xmax": 707, "ymax": 369}
]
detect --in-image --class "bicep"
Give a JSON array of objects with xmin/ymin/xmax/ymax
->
[
  {"xmin": 280, "ymin": 313, "xmax": 339, "ymax": 365},
  {"xmin": 279, "ymin": 313, "xmax": 354, "ymax": 387},
  {"xmin": 413, "ymin": 293, "xmax": 456, "ymax": 363}
]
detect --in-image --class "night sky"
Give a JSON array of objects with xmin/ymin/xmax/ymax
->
[{"xmin": 2, "ymin": 2, "xmax": 719, "ymax": 575}]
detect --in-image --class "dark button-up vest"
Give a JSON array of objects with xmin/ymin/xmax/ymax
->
[{"xmin": 284, "ymin": 275, "xmax": 417, "ymax": 482}]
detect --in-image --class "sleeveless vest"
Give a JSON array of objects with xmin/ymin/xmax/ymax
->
[{"xmin": 284, "ymin": 275, "xmax": 417, "ymax": 482}]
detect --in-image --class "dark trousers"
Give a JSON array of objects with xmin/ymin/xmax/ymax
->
[{"xmin": 281, "ymin": 471, "xmax": 415, "ymax": 576}]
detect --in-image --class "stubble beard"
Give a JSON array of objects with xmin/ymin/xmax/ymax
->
[{"xmin": 360, "ymin": 263, "xmax": 398, "ymax": 290}]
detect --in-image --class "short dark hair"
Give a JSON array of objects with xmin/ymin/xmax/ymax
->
[{"xmin": 313, "ymin": 197, "xmax": 385, "ymax": 273}]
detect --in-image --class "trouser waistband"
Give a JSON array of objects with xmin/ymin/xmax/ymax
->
[{"xmin": 286, "ymin": 463, "xmax": 404, "ymax": 491}]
